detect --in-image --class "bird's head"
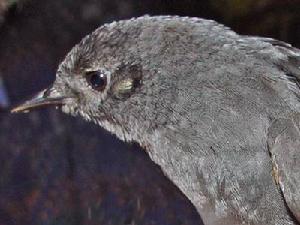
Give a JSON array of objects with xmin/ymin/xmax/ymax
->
[{"xmin": 11, "ymin": 17, "xmax": 171, "ymax": 142}]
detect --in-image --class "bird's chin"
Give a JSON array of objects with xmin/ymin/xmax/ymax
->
[
  {"xmin": 62, "ymin": 103, "xmax": 132, "ymax": 142},
  {"xmin": 61, "ymin": 103, "xmax": 101, "ymax": 125},
  {"xmin": 61, "ymin": 104, "xmax": 80, "ymax": 117}
]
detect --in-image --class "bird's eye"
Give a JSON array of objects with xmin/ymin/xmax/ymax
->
[{"xmin": 85, "ymin": 71, "xmax": 107, "ymax": 92}]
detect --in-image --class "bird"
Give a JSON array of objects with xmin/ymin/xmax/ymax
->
[{"xmin": 11, "ymin": 16, "xmax": 300, "ymax": 225}]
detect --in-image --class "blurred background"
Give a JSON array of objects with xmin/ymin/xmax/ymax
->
[{"xmin": 0, "ymin": 0, "xmax": 299, "ymax": 224}]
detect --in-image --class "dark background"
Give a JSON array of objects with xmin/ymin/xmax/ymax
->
[{"xmin": 0, "ymin": 1, "xmax": 299, "ymax": 224}]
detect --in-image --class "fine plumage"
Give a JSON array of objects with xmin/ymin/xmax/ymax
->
[{"xmin": 12, "ymin": 16, "xmax": 300, "ymax": 225}]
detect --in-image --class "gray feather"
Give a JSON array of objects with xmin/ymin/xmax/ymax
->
[{"xmin": 53, "ymin": 16, "xmax": 300, "ymax": 225}]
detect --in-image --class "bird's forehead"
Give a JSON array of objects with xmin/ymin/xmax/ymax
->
[
  {"xmin": 57, "ymin": 17, "xmax": 150, "ymax": 81},
  {"xmin": 58, "ymin": 44, "xmax": 95, "ymax": 75},
  {"xmin": 58, "ymin": 37, "xmax": 123, "ymax": 78}
]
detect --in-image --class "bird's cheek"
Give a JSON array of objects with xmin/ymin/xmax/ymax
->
[
  {"xmin": 61, "ymin": 97, "xmax": 81, "ymax": 116},
  {"xmin": 61, "ymin": 104, "xmax": 76, "ymax": 116}
]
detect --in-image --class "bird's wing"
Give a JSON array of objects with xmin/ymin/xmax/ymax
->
[
  {"xmin": 267, "ymin": 116, "xmax": 300, "ymax": 222},
  {"xmin": 251, "ymin": 37, "xmax": 300, "ymax": 221},
  {"xmin": 221, "ymin": 36, "xmax": 300, "ymax": 222}
]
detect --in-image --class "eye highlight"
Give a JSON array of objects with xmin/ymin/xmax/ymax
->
[{"xmin": 85, "ymin": 70, "xmax": 107, "ymax": 92}]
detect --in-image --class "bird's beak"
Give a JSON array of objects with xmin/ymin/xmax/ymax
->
[{"xmin": 11, "ymin": 87, "xmax": 68, "ymax": 113}]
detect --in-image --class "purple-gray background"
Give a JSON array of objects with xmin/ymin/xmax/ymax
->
[{"xmin": 0, "ymin": 1, "xmax": 299, "ymax": 224}]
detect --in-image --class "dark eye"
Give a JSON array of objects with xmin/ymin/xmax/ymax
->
[{"xmin": 85, "ymin": 71, "xmax": 107, "ymax": 92}]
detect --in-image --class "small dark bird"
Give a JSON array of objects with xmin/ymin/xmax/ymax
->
[{"xmin": 12, "ymin": 16, "xmax": 300, "ymax": 225}]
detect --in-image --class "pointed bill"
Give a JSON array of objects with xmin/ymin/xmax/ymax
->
[{"xmin": 11, "ymin": 87, "xmax": 71, "ymax": 113}]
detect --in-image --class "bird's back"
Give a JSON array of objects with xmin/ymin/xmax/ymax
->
[{"xmin": 126, "ymin": 16, "xmax": 300, "ymax": 225}]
